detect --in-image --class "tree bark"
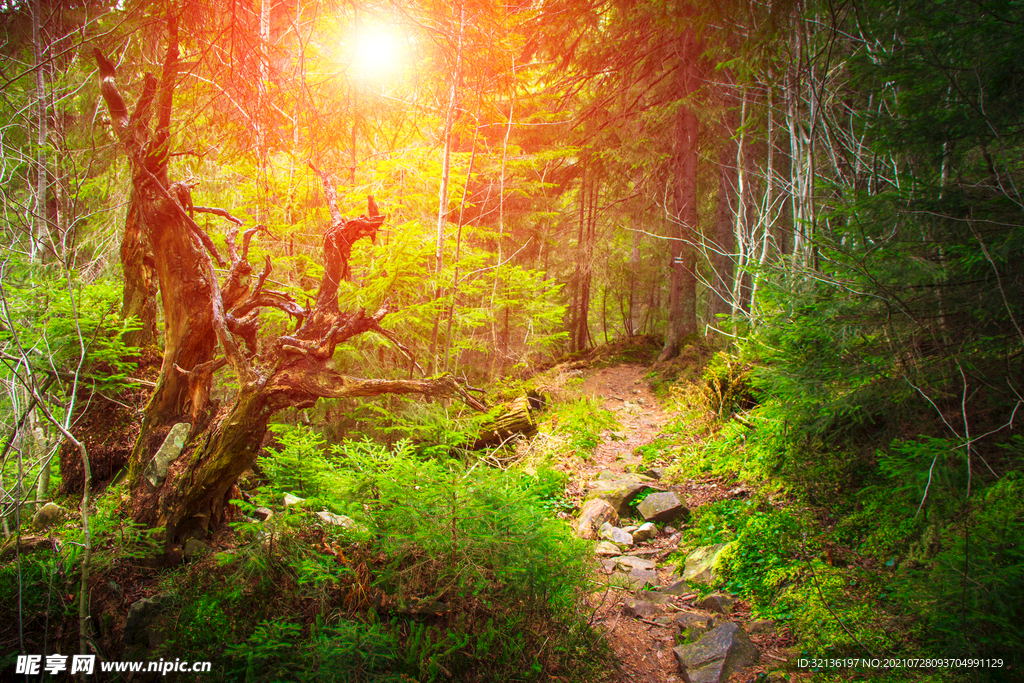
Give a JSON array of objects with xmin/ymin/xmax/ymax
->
[
  {"xmin": 660, "ymin": 44, "xmax": 703, "ymax": 361},
  {"xmin": 96, "ymin": 19, "xmax": 485, "ymax": 548}
]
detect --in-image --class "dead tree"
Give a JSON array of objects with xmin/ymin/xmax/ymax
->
[{"xmin": 95, "ymin": 17, "xmax": 484, "ymax": 548}]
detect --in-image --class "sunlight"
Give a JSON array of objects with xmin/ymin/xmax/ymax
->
[{"xmin": 351, "ymin": 25, "xmax": 404, "ymax": 80}]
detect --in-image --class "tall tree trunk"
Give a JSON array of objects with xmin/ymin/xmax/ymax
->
[{"xmin": 660, "ymin": 47, "xmax": 702, "ymax": 361}]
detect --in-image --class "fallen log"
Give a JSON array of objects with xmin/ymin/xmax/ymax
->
[{"xmin": 473, "ymin": 393, "xmax": 543, "ymax": 448}]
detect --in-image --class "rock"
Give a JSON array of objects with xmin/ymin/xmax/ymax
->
[
  {"xmin": 675, "ymin": 612, "xmax": 715, "ymax": 631},
  {"xmin": 699, "ymin": 593, "xmax": 737, "ymax": 614},
  {"xmin": 32, "ymin": 502, "xmax": 62, "ymax": 529},
  {"xmin": 641, "ymin": 466, "xmax": 666, "ymax": 480},
  {"xmin": 632, "ymin": 522, "xmax": 658, "ymax": 542},
  {"xmin": 621, "ymin": 525, "xmax": 639, "ymax": 533},
  {"xmin": 636, "ymin": 491, "xmax": 689, "ymax": 523},
  {"xmin": 586, "ymin": 477, "xmax": 656, "ymax": 515},
  {"xmin": 672, "ymin": 622, "xmax": 759, "ymax": 683},
  {"xmin": 623, "ymin": 594, "xmax": 666, "ymax": 619},
  {"xmin": 144, "ymin": 423, "xmax": 191, "ymax": 487},
  {"xmin": 596, "ymin": 470, "xmax": 618, "ymax": 480},
  {"xmin": 637, "ymin": 590, "xmax": 674, "ymax": 606},
  {"xmin": 682, "ymin": 543, "xmax": 730, "ymax": 585},
  {"xmin": 315, "ymin": 510, "xmax": 359, "ymax": 529},
  {"xmin": 577, "ymin": 499, "xmax": 619, "ymax": 540},
  {"xmin": 124, "ymin": 594, "xmax": 173, "ymax": 648},
  {"xmin": 628, "ymin": 567, "xmax": 658, "ymax": 589},
  {"xmin": 183, "ymin": 538, "xmax": 210, "ymax": 559},
  {"xmin": 614, "ymin": 555, "xmax": 657, "ymax": 572},
  {"xmin": 664, "ymin": 525, "xmax": 678, "ymax": 535},
  {"xmin": 599, "ymin": 522, "xmax": 634, "ymax": 547},
  {"xmin": 594, "ymin": 541, "xmax": 622, "ymax": 556},
  {"xmin": 661, "ymin": 579, "xmax": 692, "ymax": 596},
  {"xmin": 283, "ymin": 493, "xmax": 305, "ymax": 507},
  {"xmin": 746, "ymin": 619, "xmax": 776, "ymax": 635},
  {"xmin": 253, "ymin": 507, "xmax": 274, "ymax": 521}
]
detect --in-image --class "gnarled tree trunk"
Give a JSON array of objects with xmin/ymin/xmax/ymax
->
[{"xmin": 96, "ymin": 14, "xmax": 484, "ymax": 549}]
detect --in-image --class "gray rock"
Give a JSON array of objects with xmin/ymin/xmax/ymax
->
[
  {"xmin": 596, "ymin": 470, "xmax": 618, "ymax": 480},
  {"xmin": 675, "ymin": 612, "xmax": 715, "ymax": 631},
  {"xmin": 672, "ymin": 622, "xmax": 759, "ymax": 683},
  {"xmin": 315, "ymin": 510, "xmax": 361, "ymax": 530},
  {"xmin": 664, "ymin": 526, "xmax": 678, "ymax": 535},
  {"xmin": 640, "ymin": 466, "xmax": 666, "ymax": 480},
  {"xmin": 746, "ymin": 619, "xmax": 776, "ymax": 635},
  {"xmin": 253, "ymin": 507, "xmax": 274, "ymax": 521},
  {"xmin": 699, "ymin": 593, "xmax": 737, "ymax": 614},
  {"xmin": 621, "ymin": 525, "xmax": 639, "ymax": 533},
  {"xmin": 615, "ymin": 555, "xmax": 657, "ymax": 572},
  {"xmin": 144, "ymin": 423, "xmax": 191, "ymax": 487},
  {"xmin": 636, "ymin": 491, "xmax": 689, "ymax": 523},
  {"xmin": 661, "ymin": 579, "xmax": 692, "ymax": 596},
  {"xmin": 682, "ymin": 543, "xmax": 731, "ymax": 585},
  {"xmin": 283, "ymin": 493, "xmax": 305, "ymax": 507},
  {"xmin": 599, "ymin": 522, "xmax": 634, "ymax": 547},
  {"xmin": 622, "ymin": 594, "xmax": 666, "ymax": 619},
  {"xmin": 637, "ymin": 590, "xmax": 674, "ymax": 606},
  {"xmin": 124, "ymin": 594, "xmax": 173, "ymax": 647},
  {"xmin": 32, "ymin": 502, "xmax": 61, "ymax": 529},
  {"xmin": 183, "ymin": 538, "xmax": 210, "ymax": 558},
  {"xmin": 586, "ymin": 477, "xmax": 657, "ymax": 515},
  {"xmin": 577, "ymin": 498, "xmax": 619, "ymax": 540},
  {"xmin": 632, "ymin": 522, "xmax": 658, "ymax": 542},
  {"xmin": 628, "ymin": 567, "xmax": 658, "ymax": 589},
  {"xmin": 594, "ymin": 541, "xmax": 622, "ymax": 556}
]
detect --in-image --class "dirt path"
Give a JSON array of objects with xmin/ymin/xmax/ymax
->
[{"xmin": 558, "ymin": 364, "xmax": 785, "ymax": 683}]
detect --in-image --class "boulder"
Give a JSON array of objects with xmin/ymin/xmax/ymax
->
[
  {"xmin": 672, "ymin": 622, "xmax": 760, "ymax": 683},
  {"xmin": 144, "ymin": 423, "xmax": 191, "ymax": 487},
  {"xmin": 315, "ymin": 510, "xmax": 360, "ymax": 529},
  {"xmin": 124, "ymin": 594, "xmax": 173, "ymax": 648},
  {"xmin": 599, "ymin": 522, "xmax": 634, "ymax": 547},
  {"xmin": 746, "ymin": 619, "xmax": 776, "ymax": 635},
  {"xmin": 636, "ymin": 491, "xmax": 689, "ymax": 523},
  {"xmin": 594, "ymin": 541, "xmax": 622, "ymax": 556},
  {"xmin": 577, "ymin": 499, "xmax": 619, "ymax": 540},
  {"xmin": 253, "ymin": 507, "xmax": 274, "ymax": 521},
  {"xmin": 283, "ymin": 493, "xmax": 305, "ymax": 507},
  {"xmin": 622, "ymin": 594, "xmax": 665, "ymax": 619},
  {"xmin": 586, "ymin": 477, "xmax": 656, "ymax": 515},
  {"xmin": 637, "ymin": 590, "xmax": 674, "ymax": 606},
  {"xmin": 661, "ymin": 578, "xmax": 692, "ymax": 596},
  {"xmin": 699, "ymin": 593, "xmax": 737, "ymax": 614},
  {"xmin": 675, "ymin": 612, "xmax": 715, "ymax": 632},
  {"xmin": 628, "ymin": 566, "xmax": 658, "ymax": 589},
  {"xmin": 614, "ymin": 555, "xmax": 657, "ymax": 572},
  {"xmin": 183, "ymin": 538, "xmax": 210, "ymax": 559},
  {"xmin": 32, "ymin": 502, "xmax": 62, "ymax": 529},
  {"xmin": 682, "ymin": 543, "xmax": 730, "ymax": 585},
  {"xmin": 632, "ymin": 522, "xmax": 658, "ymax": 542}
]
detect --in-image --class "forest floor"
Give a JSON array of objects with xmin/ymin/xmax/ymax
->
[{"xmin": 553, "ymin": 364, "xmax": 792, "ymax": 683}]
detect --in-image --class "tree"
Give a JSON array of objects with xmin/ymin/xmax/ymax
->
[{"xmin": 95, "ymin": 13, "xmax": 484, "ymax": 547}]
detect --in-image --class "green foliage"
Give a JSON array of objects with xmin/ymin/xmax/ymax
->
[{"xmin": 539, "ymin": 397, "xmax": 620, "ymax": 460}]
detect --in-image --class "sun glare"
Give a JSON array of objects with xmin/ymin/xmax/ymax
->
[{"xmin": 351, "ymin": 27, "xmax": 403, "ymax": 80}]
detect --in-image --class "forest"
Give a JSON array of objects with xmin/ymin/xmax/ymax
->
[{"xmin": 0, "ymin": 0, "xmax": 1021, "ymax": 681}]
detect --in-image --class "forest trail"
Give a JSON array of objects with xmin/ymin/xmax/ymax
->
[{"xmin": 557, "ymin": 364, "xmax": 786, "ymax": 683}]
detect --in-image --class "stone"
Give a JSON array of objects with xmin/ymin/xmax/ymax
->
[
  {"xmin": 596, "ymin": 470, "xmax": 618, "ymax": 480},
  {"xmin": 661, "ymin": 579, "xmax": 692, "ymax": 596},
  {"xmin": 746, "ymin": 619, "xmax": 776, "ymax": 635},
  {"xmin": 144, "ymin": 423, "xmax": 191, "ymax": 487},
  {"xmin": 641, "ymin": 466, "xmax": 666, "ymax": 480},
  {"xmin": 675, "ymin": 612, "xmax": 715, "ymax": 631},
  {"xmin": 632, "ymin": 522, "xmax": 658, "ymax": 542},
  {"xmin": 637, "ymin": 590, "xmax": 674, "ymax": 606},
  {"xmin": 664, "ymin": 526, "xmax": 678, "ymax": 535},
  {"xmin": 672, "ymin": 622, "xmax": 759, "ymax": 683},
  {"xmin": 253, "ymin": 507, "xmax": 274, "ymax": 521},
  {"xmin": 622, "ymin": 594, "xmax": 665, "ymax": 619},
  {"xmin": 628, "ymin": 567, "xmax": 658, "ymax": 589},
  {"xmin": 586, "ymin": 477, "xmax": 656, "ymax": 515},
  {"xmin": 682, "ymin": 543, "xmax": 731, "ymax": 585},
  {"xmin": 614, "ymin": 555, "xmax": 657, "ymax": 572},
  {"xmin": 124, "ymin": 594, "xmax": 173, "ymax": 647},
  {"xmin": 183, "ymin": 538, "xmax": 211, "ymax": 558},
  {"xmin": 636, "ymin": 491, "xmax": 689, "ymax": 523},
  {"xmin": 599, "ymin": 522, "xmax": 634, "ymax": 547},
  {"xmin": 32, "ymin": 502, "xmax": 61, "ymax": 529},
  {"xmin": 315, "ymin": 510, "xmax": 359, "ymax": 529},
  {"xmin": 594, "ymin": 541, "xmax": 622, "ymax": 556},
  {"xmin": 621, "ymin": 525, "xmax": 639, "ymax": 533},
  {"xmin": 699, "ymin": 593, "xmax": 737, "ymax": 614},
  {"xmin": 577, "ymin": 498, "xmax": 619, "ymax": 540},
  {"xmin": 283, "ymin": 493, "xmax": 305, "ymax": 507}
]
